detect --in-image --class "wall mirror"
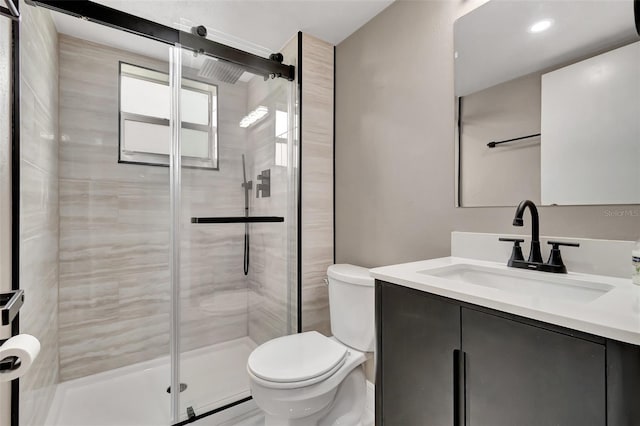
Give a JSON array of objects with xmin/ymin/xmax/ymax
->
[{"xmin": 454, "ymin": 0, "xmax": 640, "ymax": 207}]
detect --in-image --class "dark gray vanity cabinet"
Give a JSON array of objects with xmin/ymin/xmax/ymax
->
[
  {"xmin": 462, "ymin": 308, "xmax": 605, "ymax": 426},
  {"xmin": 376, "ymin": 281, "xmax": 640, "ymax": 426},
  {"xmin": 376, "ymin": 282, "xmax": 460, "ymax": 426}
]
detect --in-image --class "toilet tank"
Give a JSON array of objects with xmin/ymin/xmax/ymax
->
[{"xmin": 327, "ymin": 264, "xmax": 375, "ymax": 352}]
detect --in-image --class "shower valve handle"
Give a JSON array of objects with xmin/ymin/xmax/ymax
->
[{"xmin": 256, "ymin": 170, "xmax": 271, "ymax": 198}]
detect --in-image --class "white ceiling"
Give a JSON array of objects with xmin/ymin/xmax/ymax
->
[
  {"xmin": 88, "ymin": 0, "xmax": 395, "ymax": 57},
  {"xmin": 455, "ymin": 0, "xmax": 639, "ymax": 96}
]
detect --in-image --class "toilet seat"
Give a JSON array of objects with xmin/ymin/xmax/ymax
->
[{"xmin": 247, "ymin": 331, "xmax": 349, "ymax": 389}]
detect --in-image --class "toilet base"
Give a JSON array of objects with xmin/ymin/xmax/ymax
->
[{"xmin": 262, "ymin": 366, "xmax": 367, "ymax": 426}]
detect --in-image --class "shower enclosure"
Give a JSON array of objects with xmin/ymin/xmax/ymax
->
[{"xmin": 14, "ymin": 1, "xmax": 299, "ymax": 424}]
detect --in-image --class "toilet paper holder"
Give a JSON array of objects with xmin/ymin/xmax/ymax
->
[
  {"xmin": 1, "ymin": 289, "xmax": 24, "ymax": 327},
  {"xmin": 1, "ymin": 290, "xmax": 25, "ymax": 373},
  {"xmin": 0, "ymin": 355, "xmax": 20, "ymax": 373}
]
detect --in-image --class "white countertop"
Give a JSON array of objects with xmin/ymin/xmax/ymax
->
[{"xmin": 370, "ymin": 257, "xmax": 640, "ymax": 345}]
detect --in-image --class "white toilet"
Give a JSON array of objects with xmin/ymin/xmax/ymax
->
[{"xmin": 247, "ymin": 264, "xmax": 375, "ymax": 426}]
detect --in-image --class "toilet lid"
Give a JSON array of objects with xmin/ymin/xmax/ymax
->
[{"xmin": 247, "ymin": 331, "xmax": 348, "ymax": 383}]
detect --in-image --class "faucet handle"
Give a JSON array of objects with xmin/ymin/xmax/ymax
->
[
  {"xmin": 546, "ymin": 241, "xmax": 579, "ymax": 273},
  {"xmin": 547, "ymin": 240, "xmax": 580, "ymax": 248},
  {"xmin": 499, "ymin": 237, "xmax": 525, "ymax": 244},
  {"xmin": 499, "ymin": 237, "xmax": 525, "ymax": 264}
]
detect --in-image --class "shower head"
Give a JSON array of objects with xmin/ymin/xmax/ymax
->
[{"xmin": 198, "ymin": 58, "xmax": 245, "ymax": 84}]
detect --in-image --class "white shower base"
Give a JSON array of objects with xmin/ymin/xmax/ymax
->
[{"xmin": 45, "ymin": 337, "xmax": 257, "ymax": 426}]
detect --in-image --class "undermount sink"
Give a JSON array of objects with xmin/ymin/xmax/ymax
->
[{"xmin": 417, "ymin": 264, "xmax": 614, "ymax": 303}]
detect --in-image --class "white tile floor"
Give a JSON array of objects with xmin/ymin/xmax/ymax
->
[
  {"xmin": 196, "ymin": 389, "xmax": 374, "ymax": 426},
  {"xmin": 196, "ymin": 381, "xmax": 375, "ymax": 426},
  {"xmin": 45, "ymin": 337, "xmax": 257, "ymax": 426}
]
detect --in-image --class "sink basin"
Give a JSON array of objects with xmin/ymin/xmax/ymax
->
[{"xmin": 418, "ymin": 264, "xmax": 614, "ymax": 303}]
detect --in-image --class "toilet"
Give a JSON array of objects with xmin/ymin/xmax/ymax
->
[{"xmin": 247, "ymin": 264, "xmax": 375, "ymax": 426}]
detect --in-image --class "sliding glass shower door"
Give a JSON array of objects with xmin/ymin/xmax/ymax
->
[
  {"xmin": 171, "ymin": 46, "xmax": 298, "ymax": 422},
  {"xmin": 15, "ymin": 2, "xmax": 298, "ymax": 424}
]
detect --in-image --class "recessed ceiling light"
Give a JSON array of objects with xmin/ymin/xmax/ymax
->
[{"xmin": 529, "ymin": 19, "xmax": 553, "ymax": 34}]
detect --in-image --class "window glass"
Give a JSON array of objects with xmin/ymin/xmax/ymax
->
[
  {"xmin": 121, "ymin": 76, "xmax": 170, "ymax": 119},
  {"xmin": 119, "ymin": 62, "xmax": 218, "ymax": 169},
  {"xmin": 181, "ymin": 88, "xmax": 209, "ymax": 125}
]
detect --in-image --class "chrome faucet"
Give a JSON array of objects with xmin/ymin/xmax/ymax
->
[{"xmin": 499, "ymin": 200, "xmax": 579, "ymax": 273}]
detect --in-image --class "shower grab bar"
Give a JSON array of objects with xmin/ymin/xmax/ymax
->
[{"xmin": 191, "ymin": 216, "xmax": 284, "ymax": 224}]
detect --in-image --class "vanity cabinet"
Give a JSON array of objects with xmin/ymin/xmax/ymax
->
[
  {"xmin": 376, "ymin": 281, "xmax": 640, "ymax": 426},
  {"xmin": 376, "ymin": 283, "xmax": 460, "ymax": 425},
  {"xmin": 462, "ymin": 308, "xmax": 604, "ymax": 426}
]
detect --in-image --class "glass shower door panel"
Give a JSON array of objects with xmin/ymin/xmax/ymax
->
[
  {"xmin": 176, "ymin": 48, "xmax": 297, "ymax": 421},
  {"xmin": 20, "ymin": 9, "xmax": 175, "ymax": 426}
]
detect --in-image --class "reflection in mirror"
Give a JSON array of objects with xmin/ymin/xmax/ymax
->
[{"xmin": 455, "ymin": 0, "xmax": 640, "ymax": 207}]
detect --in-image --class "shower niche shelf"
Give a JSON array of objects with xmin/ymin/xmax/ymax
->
[{"xmin": 191, "ymin": 216, "xmax": 284, "ymax": 224}]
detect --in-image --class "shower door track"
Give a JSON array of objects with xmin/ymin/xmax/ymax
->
[{"xmin": 24, "ymin": 0, "xmax": 295, "ymax": 81}]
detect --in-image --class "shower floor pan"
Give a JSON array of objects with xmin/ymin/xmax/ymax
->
[{"xmin": 45, "ymin": 337, "xmax": 257, "ymax": 426}]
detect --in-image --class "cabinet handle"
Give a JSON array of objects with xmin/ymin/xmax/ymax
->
[{"xmin": 453, "ymin": 349, "xmax": 466, "ymax": 426}]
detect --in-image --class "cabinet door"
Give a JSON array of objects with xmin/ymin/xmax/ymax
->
[
  {"xmin": 462, "ymin": 308, "xmax": 606, "ymax": 426},
  {"xmin": 377, "ymin": 282, "xmax": 461, "ymax": 426}
]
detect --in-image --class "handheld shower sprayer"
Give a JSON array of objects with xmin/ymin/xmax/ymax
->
[{"xmin": 241, "ymin": 155, "xmax": 252, "ymax": 275}]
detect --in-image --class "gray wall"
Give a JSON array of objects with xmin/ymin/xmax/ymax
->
[
  {"xmin": 335, "ymin": 0, "xmax": 640, "ymax": 269},
  {"xmin": 460, "ymin": 72, "xmax": 541, "ymax": 207},
  {"xmin": 18, "ymin": 2, "xmax": 59, "ymax": 425}
]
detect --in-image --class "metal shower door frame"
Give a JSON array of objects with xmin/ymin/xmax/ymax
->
[{"xmin": 24, "ymin": 0, "xmax": 295, "ymax": 81}]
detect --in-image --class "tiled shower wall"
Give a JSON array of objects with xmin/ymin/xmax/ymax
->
[
  {"xmin": 246, "ymin": 33, "xmax": 335, "ymax": 343},
  {"xmin": 57, "ymin": 35, "xmax": 251, "ymax": 381},
  {"xmin": 246, "ymin": 59, "xmax": 296, "ymax": 345},
  {"xmin": 300, "ymin": 33, "xmax": 334, "ymax": 336},
  {"xmin": 18, "ymin": 2, "xmax": 59, "ymax": 425}
]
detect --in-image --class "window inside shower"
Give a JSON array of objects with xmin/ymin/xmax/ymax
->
[
  {"xmin": 119, "ymin": 62, "xmax": 220, "ymax": 169},
  {"xmin": 17, "ymin": 3, "xmax": 299, "ymax": 425}
]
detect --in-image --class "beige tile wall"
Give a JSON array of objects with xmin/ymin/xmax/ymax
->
[
  {"xmin": 245, "ymin": 32, "xmax": 335, "ymax": 343},
  {"xmin": 246, "ymin": 73, "xmax": 296, "ymax": 345},
  {"xmin": 57, "ymin": 36, "xmax": 251, "ymax": 380},
  {"xmin": 23, "ymin": 23, "xmax": 328, "ymax": 391},
  {"xmin": 18, "ymin": 2, "xmax": 59, "ymax": 425},
  {"xmin": 300, "ymin": 34, "xmax": 334, "ymax": 336}
]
